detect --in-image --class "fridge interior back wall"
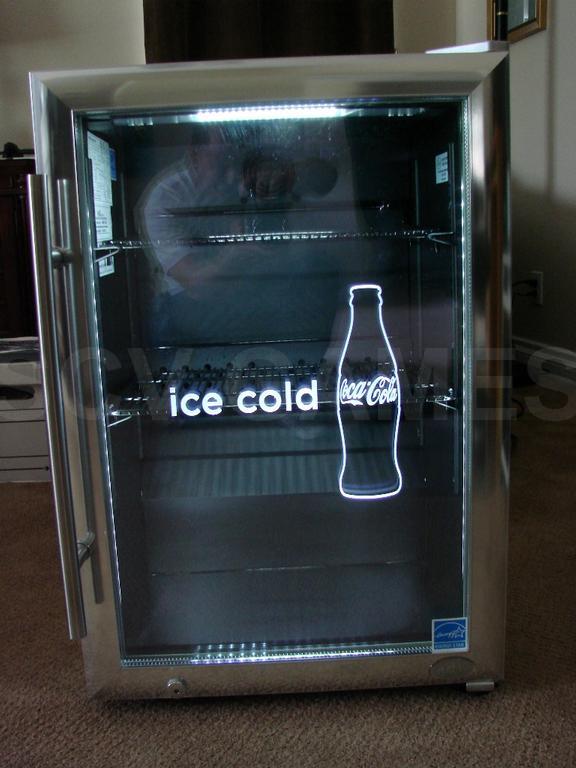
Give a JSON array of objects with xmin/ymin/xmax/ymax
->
[{"xmin": 28, "ymin": 52, "xmax": 509, "ymax": 698}]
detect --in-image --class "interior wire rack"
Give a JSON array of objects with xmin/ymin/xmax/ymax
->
[{"xmin": 94, "ymin": 228, "xmax": 455, "ymax": 262}]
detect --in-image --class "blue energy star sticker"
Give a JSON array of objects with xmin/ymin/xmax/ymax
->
[{"xmin": 432, "ymin": 618, "xmax": 469, "ymax": 653}]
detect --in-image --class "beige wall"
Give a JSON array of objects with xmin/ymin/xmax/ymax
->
[
  {"xmin": 393, "ymin": 0, "xmax": 484, "ymax": 52},
  {"xmin": 455, "ymin": 0, "xmax": 486, "ymax": 45},
  {"xmin": 454, "ymin": 0, "xmax": 576, "ymax": 351},
  {"xmin": 394, "ymin": 0, "xmax": 457, "ymax": 53},
  {"xmin": 396, "ymin": 0, "xmax": 576, "ymax": 352},
  {"xmin": 510, "ymin": 2, "xmax": 576, "ymax": 351},
  {"xmin": 0, "ymin": 0, "xmax": 145, "ymax": 148}
]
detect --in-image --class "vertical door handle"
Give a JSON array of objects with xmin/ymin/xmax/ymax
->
[{"xmin": 27, "ymin": 174, "xmax": 87, "ymax": 640}]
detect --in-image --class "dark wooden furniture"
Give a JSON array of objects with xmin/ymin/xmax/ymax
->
[
  {"xmin": 144, "ymin": 0, "xmax": 395, "ymax": 63},
  {"xmin": 0, "ymin": 159, "xmax": 36, "ymax": 338}
]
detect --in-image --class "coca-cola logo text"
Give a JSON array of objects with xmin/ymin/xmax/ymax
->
[{"xmin": 339, "ymin": 375, "xmax": 398, "ymax": 407}]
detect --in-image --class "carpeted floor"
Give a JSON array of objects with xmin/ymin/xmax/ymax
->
[{"xmin": 0, "ymin": 386, "xmax": 575, "ymax": 768}]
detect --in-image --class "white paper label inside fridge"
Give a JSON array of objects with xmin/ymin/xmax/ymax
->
[
  {"xmin": 94, "ymin": 205, "xmax": 113, "ymax": 244},
  {"xmin": 435, "ymin": 151, "xmax": 449, "ymax": 184},
  {"xmin": 87, "ymin": 132, "xmax": 113, "ymax": 246},
  {"xmin": 98, "ymin": 254, "xmax": 115, "ymax": 277}
]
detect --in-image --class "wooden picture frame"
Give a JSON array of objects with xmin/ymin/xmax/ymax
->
[{"xmin": 488, "ymin": 0, "xmax": 548, "ymax": 43}]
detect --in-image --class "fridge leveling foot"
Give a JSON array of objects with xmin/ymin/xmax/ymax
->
[
  {"xmin": 167, "ymin": 678, "xmax": 187, "ymax": 697},
  {"xmin": 465, "ymin": 680, "xmax": 495, "ymax": 694}
]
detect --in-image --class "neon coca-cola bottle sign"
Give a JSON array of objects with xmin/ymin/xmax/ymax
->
[{"xmin": 336, "ymin": 284, "xmax": 403, "ymax": 500}]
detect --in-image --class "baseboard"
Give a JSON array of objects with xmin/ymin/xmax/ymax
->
[{"xmin": 513, "ymin": 336, "xmax": 576, "ymax": 383}]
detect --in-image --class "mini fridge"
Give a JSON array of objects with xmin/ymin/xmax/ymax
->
[{"xmin": 28, "ymin": 50, "xmax": 510, "ymax": 699}]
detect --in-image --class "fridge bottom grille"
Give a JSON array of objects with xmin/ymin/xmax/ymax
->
[{"xmin": 120, "ymin": 641, "xmax": 433, "ymax": 668}]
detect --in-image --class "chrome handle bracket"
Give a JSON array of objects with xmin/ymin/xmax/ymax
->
[
  {"xmin": 77, "ymin": 531, "xmax": 96, "ymax": 568},
  {"xmin": 51, "ymin": 246, "xmax": 74, "ymax": 266}
]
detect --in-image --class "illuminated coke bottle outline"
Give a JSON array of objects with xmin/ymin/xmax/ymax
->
[{"xmin": 336, "ymin": 284, "xmax": 403, "ymax": 500}]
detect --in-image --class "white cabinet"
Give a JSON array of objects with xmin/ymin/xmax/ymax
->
[{"xmin": 0, "ymin": 342, "xmax": 50, "ymax": 482}]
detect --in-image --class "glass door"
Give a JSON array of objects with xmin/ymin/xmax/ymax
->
[{"xmin": 78, "ymin": 98, "xmax": 469, "ymax": 664}]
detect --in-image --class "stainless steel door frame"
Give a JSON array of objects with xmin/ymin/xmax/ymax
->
[
  {"xmin": 29, "ymin": 83, "xmax": 116, "ymax": 655},
  {"xmin": 467, "ymin": 56, "xmax": 511, "ymax": 677},
  {"xmin": 30, "ymin": 52, "xmax": 510, "ymax": 698}
]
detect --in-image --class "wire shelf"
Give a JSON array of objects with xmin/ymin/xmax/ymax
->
[{"xmin": 98, "ymin": 228, "xmax": 455, "ymax": 253}]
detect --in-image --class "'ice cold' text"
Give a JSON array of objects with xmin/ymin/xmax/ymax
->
[{"xmin": 169, "ymin": 379, "xmax": 319, "ymax": 417}]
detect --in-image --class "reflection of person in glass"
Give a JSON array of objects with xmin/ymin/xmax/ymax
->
[
  {"xmin": 137, "ymin": 126, "xmax": 340, "ymax": 347},
  {"xmin": 137, "ymin": 131, "xmax": 302, "ymax": 346},
  {"xmin": 137, "ymin": 128, "xmax": 239, "ymax": 345}
]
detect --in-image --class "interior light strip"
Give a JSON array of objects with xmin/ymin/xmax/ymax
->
[
  {"xmin": 114, "ymin": 105, "xmax": 427, "ymax": 128},
  {"xmin": 192, "ymin": 104, "xmax": 351, "ymax": 122}
]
